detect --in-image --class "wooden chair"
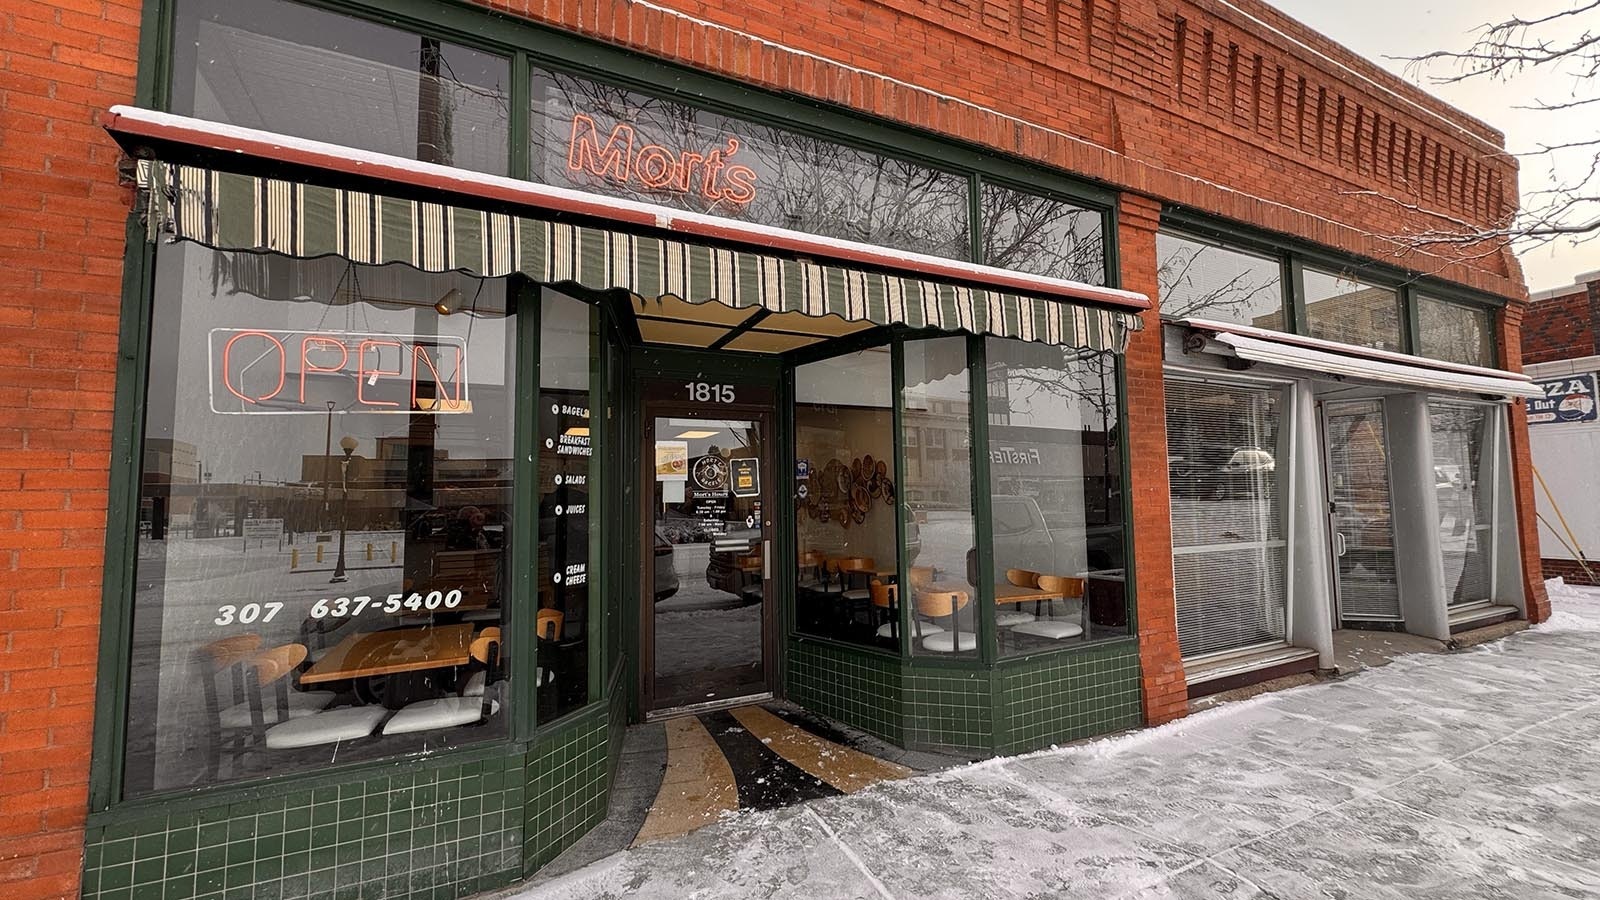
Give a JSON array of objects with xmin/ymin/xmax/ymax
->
[
  {"xmin": 197, "ymin": 634, "xmax": 263, "ymax": 779},
  {"xmin": 384, "ymin": 629, "xmax": 501, "ymax": 735},
  {"xmin": 1006, "ymin": 568, "xmax": 1041, "ymax": 588},
  {"xmin": 260, "ymin": 644, "xmax": 386, "ymax": 750},
  {"xmin": 461, "ymin": 626, "xmax": 502, "ymax": 698},
  {"xmin": 915, "ymin": 589, "xmax": 975, "ymax": 652},
  {"xmin": 1011, "ymin": 575, "xmax": 1087, "ymax": 641}
]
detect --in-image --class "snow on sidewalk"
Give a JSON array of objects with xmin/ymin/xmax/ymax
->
[{"xmin": 513, "ymin": 582, "xmax": 1600, "ymax": 900}]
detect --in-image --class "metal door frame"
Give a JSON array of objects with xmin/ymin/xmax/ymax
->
[
  {"xmin": 635, "ymin": 366, "xmax": 782, "ymax": 717},
  {"xmin": 1319, "ymin": 397, "xmax": 1404, "ymax": 623}
]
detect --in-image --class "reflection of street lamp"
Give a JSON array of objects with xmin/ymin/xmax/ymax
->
[
  {"xmin": 330, "ymin": 435, "xmax": 358, "ymax": 583},
  {"xmin": 322, "ymin": 400, "xmax": 336, "ymax": 531}
]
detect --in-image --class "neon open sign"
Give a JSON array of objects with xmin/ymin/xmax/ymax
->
[
  {"xmin": 208, "ymin": 328, "xmax": 470, "ymax": 415},
  {"xmin": 565, "ymin": 113, "xmax": 758, "ymax": 206}
]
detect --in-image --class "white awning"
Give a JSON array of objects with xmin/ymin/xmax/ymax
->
[{"xmin": 1208, "ymin": 332, "xmax": 1544, "ymax": 400}]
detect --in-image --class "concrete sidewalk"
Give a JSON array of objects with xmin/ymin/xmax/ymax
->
[{"xmin": 515, "ymin": 587, "xmax": 1600, "ymax": 900}]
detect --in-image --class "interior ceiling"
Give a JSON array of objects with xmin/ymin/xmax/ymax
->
[{"xmin": 629, "ymin": 295, "xmax": 878, "ymax": 354}]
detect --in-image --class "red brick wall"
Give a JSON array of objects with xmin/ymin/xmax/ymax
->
[
  {"xmin": 1117, "ymin": 196, "xmax": 1188, "ymax": 723},
  {"xmin": 1523, "ymin": 288, "xmax": 1598, "ymax": 365},
  {"xmin": 1500, "ymin": 303, "xmax": 1551, "ymax": 624},
  {"xmin": 1541, "ymin": 558, "xmax": 1599, "ymax": 587},
  {"xmin": 0, "ymin": 2, "xmax": 142, "ymax": 898},
  {"xmin": 477, "ymin": 0, "xmax": 1525, "ymax": 300}
]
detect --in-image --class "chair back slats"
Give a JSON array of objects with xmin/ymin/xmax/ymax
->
[
  {"xmin": 914, "ymin": 589, "xmax": 969, "ymax": 618},
  {"xmin": 1038, "ymin": 575, "xmax": 1086, "ymax": 598},
  {"xmin": 536, "ymin": 608, "xmax": 564, "ymax": 641},
  {"xmin": 1005, "ymin": 568, "xmax": 1041, "ymax": 588}
]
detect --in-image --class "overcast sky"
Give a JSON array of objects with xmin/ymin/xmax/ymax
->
[{"xmin": 1264, "ymin": 0, "xmax": 1600, "ymax": 293}]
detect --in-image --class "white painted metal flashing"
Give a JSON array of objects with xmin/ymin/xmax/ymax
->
[{"xmin": 1208, "ymin": 332, "xmax": 1545, "ymax": 399}]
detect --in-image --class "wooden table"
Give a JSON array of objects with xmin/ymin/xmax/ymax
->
[
  {"xmin": 300, "ymin": 623, "xmax": 475, "ymax": 685},
  {"xmin": 993, "ymin": 583, "xmax": 1065, "ymax": 605}
]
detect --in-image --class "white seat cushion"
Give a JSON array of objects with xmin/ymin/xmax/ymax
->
[
  {"xmin": 462, "ymin": 671, "xmax": 487, "ymax": 698},
  {"xmin": 816, "ymin": 583, "xmax": 845, "ymax": 593},
  {"xmin": 921, "ymin": 631, "xmax": 978, "ymax": 652},
  {"xmin": 995, "ymin": 611, "xmax": 1036, "ymax": 627},
  {"xmin": 1012, "ymin": 621, "xmax": 1084, "ymax": 640},
  {"xmin": 219, "ymin": 691, "xmax": 336, "ymax": 729},
  {"xmin": 382, "ymin": 697, "xmax": 498, "ymax": 735},
  {"xmin": 841, "ymin": 589, "xmax": 870, "ymax": 601},
  {"xmin": 264, "ymin": 707, "xmax": 386, "ymax": 749},
  {"xmin": 876, "ymin": 620, "xmax": 944, "ymax": 639}
]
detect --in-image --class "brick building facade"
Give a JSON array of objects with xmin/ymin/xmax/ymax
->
[{"xmin": 0, "ymin": 1, "xmax": 1545, "ymax": 898}]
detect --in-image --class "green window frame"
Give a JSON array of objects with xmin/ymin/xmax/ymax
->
[{"xmin": 1159, "ymin": 211, "xmax": 1507, "ymax": 365}]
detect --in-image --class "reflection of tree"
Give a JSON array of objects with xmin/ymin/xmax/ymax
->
[
  {"xmin": 531, "ymin": 71, "xmax": 971, "ymax": 259},
  {"xmin": 1156, "ymin": 235, "xmax": 1283, "ymax": 326},
  {"xmin": 1419, "ymin": 299, "xmax": 1490, "ymax": 365},
  {"xmin": 980, "ymin": 184, "xmax": 1105, "ymax": 283}
]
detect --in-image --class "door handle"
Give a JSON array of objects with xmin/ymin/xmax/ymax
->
[
  {"xmin": 762, "ymin": 539, "xmax": 771, "ymax": 581},
  {"xmin": 1333, "ymin": 532, "xmax": 1347, "ymax": 557}
]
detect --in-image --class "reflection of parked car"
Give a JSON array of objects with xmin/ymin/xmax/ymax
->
[
  {"xmin": 653, "ymin": 529, "xmax": 679, "ymax": 602},
  {"xmin": 986, "ymin": 495, "xmax": 1122, "ymax": 577},
  {"xmin": 705, "ymin": 521, "xmax": 762, "ymax": 602},
  {"xmin": 1219, "ymin": 448, "xmax": 1274, "ymax": 473}
]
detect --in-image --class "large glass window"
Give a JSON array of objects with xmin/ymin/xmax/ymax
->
[
  {"xmin": 792, "ymin": 349, "xmax": 899, "ymax": 648},
  {"xmin": 1165, "ymin": 379, "xmax": 1290, "ymax": 658},
  {"xmin": 126, "ymin": 246, "xmax": 515, "ymax": 797},
  {"xmin": 986, "ymin": 340, "xmax": 1126, "ymax": 656},
  {"xmin": 1430, "ymin": 402, "xmax": 1498, "ymax": 606},
  {"xmin": 537, "ymin": 291, "xmax": 595, "ymax": 721},
  {"xmin": 1156, "ymin": 231, "xmax": 1286, "ymax": 329},
  {"xmin": 900, "ymin": 338, "xmax": 979, "ymax": 656},
  {"xmin": 1302, "ymin": 268, "xmax": 1404, "ymax": 352},
  {"xmin": 529, "ymin": 68, "xmax": 972, "ymax": 261},
  {"xmin": 980, "ymin": 183, "xmax": 1107, "ymax": 285},
  {"xmin": 1417, "ymin": 296, "xmax": 1495, "ymax": 368},
  {"xmin": 171, "ymin": 0, "xmax": 511, "ymax": 173}
]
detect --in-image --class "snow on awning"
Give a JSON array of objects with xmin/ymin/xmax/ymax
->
[
  {"xmin": 104, "ymin": 106, "xmax": 1147, "ymax": 353},
  {"xmin": 1193, "ymin": 328, "xmax": 1543, "ymax": 400}
]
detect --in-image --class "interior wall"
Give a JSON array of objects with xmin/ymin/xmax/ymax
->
[{"xmin": 793, "ymin": 404, "xmax": 898, "ymax": 568}]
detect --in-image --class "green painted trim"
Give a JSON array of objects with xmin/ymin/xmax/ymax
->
[
  {"xmin": 1402, "ymin": 285, "xmax": 1423, "ymax": 357},
  {"xmin": 512, "ymin": 276, "xmax": 541, "ymax": 740},
  {"xmin": 968, "ymin": 335, "xmax": 997, "ymax": 667},
  {"xmin": 991, "ymin": 634, "xmax": 1142, "ymax": 668},
  {"xmin": 1161, "ymin": 206, "xmax": 1512, "ymax": 309},
  {"xmin": 787, "ymin": 633, "xmax": 900, "ymax": 661},
  {"xmin": 891, "ymin": 337, "xmax": 912, "ymax": 658},
  {"xmin": 509, "ymin": 50, "xmax": 532, "ymax": 180},
  {"xmin": 132, "ymin": 0, "xmax": 173, "ymax": 109},
  {"xmin": 88, "ymin": 218, "xmax": 155, "ymax": 812},
  {"xmin": 586, "ymin": 300, "xmax": 605, "ymax": 704},
  {"xmin": 969, "ymin": 174, "xmax": 986, "ymax": 264},
  {"xmin": 775, "ymin": 365, "xmax": 798, "ymax": 662},
  {"xmin": 1288, "ymin": 257, "xmax": 1309, "ymax": 337}
]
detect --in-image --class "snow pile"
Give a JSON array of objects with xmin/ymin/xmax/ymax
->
[{"xmin": 1535, "ymin": 576, "xmax": 1600, "ymax": 634}]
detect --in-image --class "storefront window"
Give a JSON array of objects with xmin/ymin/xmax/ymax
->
[
  {"xmin": 529, "ymin": 68, "xmax": 972, "ymax": 261},
  {"xmin": 793, "ymin": 349, "xmax": 899, "ymax": 648},
  {"xmin": 171, "ymin": 0, "xmax": 511, "ymax": 173},
  {"xmin": 1417, "ymin": 296, "xmax": 1495, "ymax": 368},
  {"xmin": 980, "ymin": 183, "xmax": 1107, "ymax": 285},
  {"xmin": 986, "ymin": 340, "xmax": 1126, "ymax": 656},
  {"xmin": 900, "ymin": 338, "xmax": 978, "ymax": 656},
  {"xmin": 1302, "ymin": 268, "xmax": 1403, "ymax": 352},
  {"xmin": 1430, "ymin": 402, "xmax": 1497, "ymax": 606},
  {"xmin": 125, "ymin": 246, "xmax": 515, "ymax": 797},
  {"xmin": 538, "ymin": 291, "xmax": 595, "ymax": 721},
  {"xmin": 1165, "ymin": 379, "xmax": 1290, "ymax": 658},
  {"xmin": 1156, "ymin": 231, "xmax": 1286, "ymax": 329}
]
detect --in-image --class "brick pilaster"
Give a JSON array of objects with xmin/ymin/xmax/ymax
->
[
  {"xmin": 1498, "ymin": 302, "xmax": 1551, "ymax": 623},
  {"xmin": 1118, "ymin": 194, "xmax": 1187, "ymax": 725}
]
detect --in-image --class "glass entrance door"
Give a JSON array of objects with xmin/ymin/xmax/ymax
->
[
  {"xmin": 1323, "ymin": 399, "xmax": 1403, "ymax": 622},
  {"xmin": 643, "ymin": 387, "xmax": 774, "ymax": 713}
]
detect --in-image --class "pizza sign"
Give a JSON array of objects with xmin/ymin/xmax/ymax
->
[{"xmin": 1527, "ymin": 374, "xmax": 1598, "ymax": 425}]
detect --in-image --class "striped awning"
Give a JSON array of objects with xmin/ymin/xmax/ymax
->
[{"xmin": 138, "ymin": 161, "xmax": 1142, "ymax": 352}]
